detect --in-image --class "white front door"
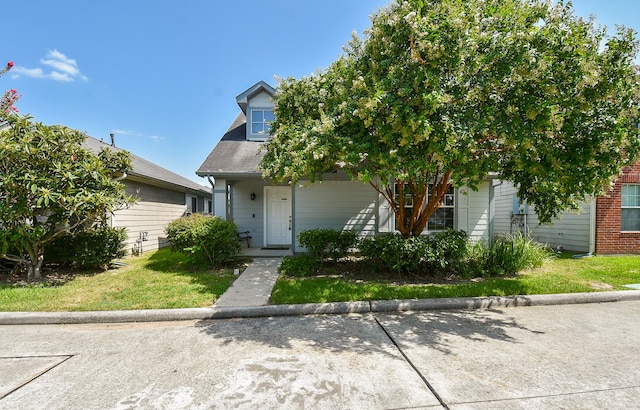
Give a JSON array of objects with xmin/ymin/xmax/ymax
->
[{"xmin": 265, "ymin": 186, "xmax": 292, "ymax": 246}]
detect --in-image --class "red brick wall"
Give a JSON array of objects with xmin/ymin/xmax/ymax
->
[{"xmin": 595, "ymin": 163, "xmax": 640, "ymax": 254}]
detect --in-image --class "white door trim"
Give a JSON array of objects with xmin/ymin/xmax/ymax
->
[{"xmin": 264, "ymin": 186, "xmax": 292, "ymax": 246}]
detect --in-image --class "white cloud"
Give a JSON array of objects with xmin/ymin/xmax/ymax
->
[
  {"xmin": 11, "ymin": 49, "xmax": 88, "ymax": 82},
  {"xmin": 112, "ymin": 130, "xmax": 164, "ymax": 142},
  {"xmin": 112, "ymin": 129, "xmax": 143, "ymax": 137},
  {"xmin": 11, "ymin": 67, "xmax": 45, "ymax": 78}
]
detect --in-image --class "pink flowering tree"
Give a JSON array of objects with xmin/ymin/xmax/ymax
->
[{"xmin": 0, "ymin": 61, "xmax": 20, "ymax": 122}]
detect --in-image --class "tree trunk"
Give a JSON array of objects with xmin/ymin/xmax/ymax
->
[
  {"xmin": 26, "ymin": 251, "xmax": 44, "ymax": 281},
  {"xmin": 372, "ymin": 171, "xmax": 453, "ymax": 238}
]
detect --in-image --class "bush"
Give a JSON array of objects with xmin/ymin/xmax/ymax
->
[
  {"xmin": 360, "ymin": 230, "xmax": 469, "ymax": 275},
  {"xmin": 298, "ymin": 229, "xmax": 358, "ymax": 262},
  {"xmin": 360, "ymin": 233, "xmax": 426, "ymax": 273},
  {"xmin": 279, "ymin": 254, "xmax": 320, "ymax": 277},
  {"xmin": 471, "ymin": 233, "xmax": 551, "ymax": 276},
  {"xmin": 425, "ymin": 229, "xmax": 469, "ymax": 272},
  {"xmin": 45, "ymin": 226, "xmax": 127, "ymax": 269},
  {"xmin": 165, "ymin": 214, "xmax": 240, "ymax": 266}
]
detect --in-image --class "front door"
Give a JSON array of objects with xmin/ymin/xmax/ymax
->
[{"xmin": 265, "ymin": 186, "xmax": 292, "ymax": 246}]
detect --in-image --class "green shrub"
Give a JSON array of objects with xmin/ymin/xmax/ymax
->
[
  {"xmin": 473, "ymin": 233, "xmax": 551, "ymax": 276},
  {"xmin": 298, "ymin": 229, "xmax": 358, "ymax": 262},
  {"xmin": 360, "ymin": 233, "xmax": 428, "ymax": 273},
  {"xmin": 165, "ymin": 214, "xmax": 240, "ymax": 266},
  {"xmin": 279, "ymin": 254, "xmax": 320, "ymax": 277},
  {"xmin": 360, "ymin": 230, "xmax": 469, "ymax": 275},
  {"xmin": 425, "ymin": 229, "xmax": 469, "ymax": 272},
  {"xmin": 45, "ymin": 226, "xmax": 127, "ymax": 269}
]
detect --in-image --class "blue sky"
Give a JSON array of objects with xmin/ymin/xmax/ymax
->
[{"xmin": 3, "ymin": 0, "xmax": 639, "ymax": 185}]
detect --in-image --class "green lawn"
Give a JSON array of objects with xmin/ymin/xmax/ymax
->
[
  {"xmin": 3, "ymin": 251, "xmax": 639, "ymax": 311},
  {"xmin": 270, "ymin": 254, "xmax": 640, "ymax": 304},
  {"xmin": 0, "ymin": 249, "xmax": 240, "ymax": 311}
]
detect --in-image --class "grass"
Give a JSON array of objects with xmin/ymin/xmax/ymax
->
[
  {"xmin": 270, "ymin": 253, "xmax": 640, "ymax": 304},
  {"xmin": 0, "ymin": 249, "xmax": 243, "ymax": 311},
  {"xmin": 3, "ymin": 250, "xmax": 639, "ymax": 311}
]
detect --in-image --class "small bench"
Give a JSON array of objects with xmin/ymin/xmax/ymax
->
[{"xmin": 237, "ymin": 231, "xmax": 252, "ymax": 248}]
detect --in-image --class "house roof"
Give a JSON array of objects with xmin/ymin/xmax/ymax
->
[
  {"xmin": 83, "ymin": 135, "xmax": 211, "ymax": 196},
  {"xmin": 196, "ymin": 112, "xmax": 265, "ymax": 178},
  {"xmin": 235, "ymin": 80, "xmax": 276, "ymax": 114}
]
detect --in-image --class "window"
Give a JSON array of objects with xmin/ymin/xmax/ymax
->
[
  {"xmin": 393, "ymin": 183, "xmax": 454, "ymax": 231},
  {"xmin": 250, "ymin": 109, "xmax": 274, "ymax": 135},
  {"xmin": 427, "ymin": 184, "xmax": 455, "ymax": 231},
  {"xmin": 186, "ymin": 195, "xmax": 198, "ymax": 214},
  {"xmin": 622, "ymin": 184, "xmax": 640, "ymax": 231}
]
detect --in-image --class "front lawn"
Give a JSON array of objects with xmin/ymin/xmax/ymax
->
[
  {"xmin": 270, "ymin": 254, "xmax": 640, "ymax": 304},
  {"xmin": 0, "ymin": 249, "xmax": 247, "ymax": 311}
]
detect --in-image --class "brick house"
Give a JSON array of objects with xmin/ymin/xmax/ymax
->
[{"xmin": 594, "ymin": 163, "xmax": 640, "ymax": 254}]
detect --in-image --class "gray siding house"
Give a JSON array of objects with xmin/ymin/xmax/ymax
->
[
  {"xmin": 197, "ymin": 81, "xmax": 498, "ymax": 252},
  {"xmin": 85, "ymin": 136, "xmax": 211, "ymax": 255}
]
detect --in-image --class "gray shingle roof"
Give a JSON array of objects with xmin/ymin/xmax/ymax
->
[
  {"xmin": 84, "ymin": 135, "xmax": 211, "ymax": 195},
  {"xmin": 196, "ymin": 112, "xmax": 265, "ymax": 178}
]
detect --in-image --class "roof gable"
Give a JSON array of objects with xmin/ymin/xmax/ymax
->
[{"xmin": 235, "ymin": 80, "xmax": 275, "ymax": 114}]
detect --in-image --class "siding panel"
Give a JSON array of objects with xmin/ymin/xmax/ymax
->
[
  {"xmin": 294, "ymin": 181, "xmax": 377, "ymax": 249},
  {"xmin": 493, "ymin": 180, "xmax": 591, "ymax": 252},
  {"xmin": 113, "ymin": 182, "xmax": 189, "ymax": 254}
]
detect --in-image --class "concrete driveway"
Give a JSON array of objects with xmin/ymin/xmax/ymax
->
[{"xmin": 1, "ymin": 301, "xmax": 639, "ymax": 409}]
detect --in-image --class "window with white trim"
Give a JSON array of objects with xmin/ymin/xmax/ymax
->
[
  {"xmin": 427, "ymin": 184, "xmax": 455, "ymax": 231},
  {"xmin": 393, "ymin": 183, "xmax": 454, "ymax": 231},
  {"xmin": 250, "ymin": 109, "xmax": 274, "ymax": 136},
  {"xmin": 621, "ymin": 184, "xmax": 640, "ymax": 231},
  {"xmin": 186, "ymin": 195, "xmax": 198, "ymax": 214}
]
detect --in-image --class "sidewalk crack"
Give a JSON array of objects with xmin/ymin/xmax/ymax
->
[{"xmin": 373, "ymin": 317, "xmax": 450, "ymax": 409}]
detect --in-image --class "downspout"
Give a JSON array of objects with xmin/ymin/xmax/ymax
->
[
  {"xmin": 113, "ymin": 172, "xmax": 127, "ymax": 182},
  {"xmin": 207, "ymin": 176, "xmax": 215, "ymax": 216},
  {"xmin": 589, "ymin": 197, "xmax": 596, "ymax": 255}
]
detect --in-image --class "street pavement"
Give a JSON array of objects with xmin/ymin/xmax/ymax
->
[{"xmin": 1, "ymin": 300, "xmax": 639, "ymax": 409}]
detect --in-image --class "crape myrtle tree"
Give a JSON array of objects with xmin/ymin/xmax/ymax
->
[
  {"xmin": 0, "ymin": 115, "xmax": 134, "ymax": 280},
  {"xmin": 260, "ymin": 0, "xmax": 640, "ymax": 238},
  {"xmin": 1, "ymin": 61, "xmax": 19, "ymax": 120}
]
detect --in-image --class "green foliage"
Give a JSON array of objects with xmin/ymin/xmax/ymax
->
[
  {"xmin": 44, "ymin": 226, "xmax": 127, "ymax": 269},
  {"xmin": 470, "ymin": 233, "xmax": 552, "ymax": 277},
  {"xmin": 261, "ymin": 0, "xmax": 640, "ymax": 235},
  {"xmin": 298, "ymin": 229, "xmax": 358, "ymax": 262},
  {"xmin": 279, "ymin": 254, "xmax": 320, "ymax": 277},
  {"xmin": 360, "ymin": 234, "xmax": 426, "ymax": 273},
  {"xmin": 0, "ymin": 115, "xmax": 134, "ymax": 280},
  {"xmin": 0, "ymin": 248, "xmax": 238, "ymax": 311},
  {"xmin": 360, "ymin": 230, "xmax": 469, "ymax": 274},
  {"xmin": 165, "ymin": 214, "xmax": 240, "ymax": 267},
  {"xmin": 426, "ymin": 229, "xmax": 469, "ymax": 272}
]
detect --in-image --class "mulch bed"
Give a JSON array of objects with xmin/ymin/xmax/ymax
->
[{"xmin": 306, "ymin": 257, "xmax": 478, "ymax": 286}]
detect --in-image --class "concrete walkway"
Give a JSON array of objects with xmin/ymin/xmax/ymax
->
[{"xmin": 213, "ymin": 258, "xmax": 283, "ymax": 307}]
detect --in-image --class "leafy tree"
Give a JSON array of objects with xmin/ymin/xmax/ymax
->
[
  {"xmin": 260, "ymin": 0, "xmax": 640, "ymax": 237},
  {"xmin": 0, "ymin": 115, "xmax": 134, "ymax": 280}
]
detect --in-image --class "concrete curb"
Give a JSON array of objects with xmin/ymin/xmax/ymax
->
[{"xmin": 1, "ymin": 290, "xmax": 640, "ymax": 325}]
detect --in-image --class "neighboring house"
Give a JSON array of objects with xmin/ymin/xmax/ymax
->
[
  {"xmin": 196, "ymin": 81, "xmax": 497, "ymax": 251},
  {"xmin": 85, "ymin": 136, "xmax": 212, "ymax": 255},
  {"xmin": 493, "ymin": 163, "xmax": 640, "ymax": 254}
]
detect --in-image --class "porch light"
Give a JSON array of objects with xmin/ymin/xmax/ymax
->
[{"xmin": 250, "ymin": 193, "xmax": 256, "ymax": 201}]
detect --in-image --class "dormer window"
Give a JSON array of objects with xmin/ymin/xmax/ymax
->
[{"xmin": 251, "ymin": 109, "xmax": 274, "ymax": 136}]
